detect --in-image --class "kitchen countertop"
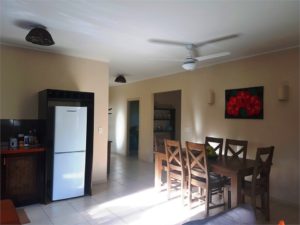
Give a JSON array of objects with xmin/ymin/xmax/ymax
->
[{"xmin": 1, "ymin": 147, "xmax": 45, "ymax": 155}]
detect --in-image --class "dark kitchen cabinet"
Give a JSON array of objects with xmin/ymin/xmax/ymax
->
[{"xmin": 0, "ymin": 149, "xmax": 45, "ymax": 207}]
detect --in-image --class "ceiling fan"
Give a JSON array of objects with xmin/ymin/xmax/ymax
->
[{"xmin": 149, "ymin": 34, "xmax": 238, "ymax": 71}]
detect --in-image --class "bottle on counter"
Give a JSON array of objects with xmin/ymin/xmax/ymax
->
[
  {"xmin": 28, "ymin": 130, "xmax": 34, "ymax": 146},
  {"xmin": 18, "ymin": 134, "xmax": 24, "ymax": 148},
  {"xmin": 32, "ymin": 129, "xmax": 39, "ymax": 145},
  {"xmin": 24, "ymin": 135, "xmax": 29, "ymax": 147}
]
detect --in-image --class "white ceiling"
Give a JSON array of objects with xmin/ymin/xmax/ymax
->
[{"xmin": 0, "ymin": 0, "xmax": 299, "ymax": 86}]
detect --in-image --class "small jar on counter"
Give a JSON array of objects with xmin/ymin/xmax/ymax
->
[
  {"xmin": 18, "ymin": 134, "xmax": 24, "ymax": 148},
  {"xmin": 9, "ymin": 137, "xmax": 18, "ymax": 149},
  {"xmin": 24, "ymin": 135, "xmax": 30, "ymax": 147}
]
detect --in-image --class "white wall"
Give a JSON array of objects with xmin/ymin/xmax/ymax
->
[
  {"xmin": 1, "ymin": 45, "xmax": 109, "ymax": 184},
  {"xmin": 109, "ymin": 48, "xmax": 299, "ymax": 205}
]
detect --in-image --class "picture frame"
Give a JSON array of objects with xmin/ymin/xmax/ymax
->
[{"xmin": 225, "ymin": 86, "xmax": 264, "ymax": 119}]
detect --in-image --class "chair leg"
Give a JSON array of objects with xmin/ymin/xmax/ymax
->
[
  {"xmin": 188, "ymin": 185, "xmax": 192, "ymax": 208},
  {"xmin": 205, "ymin": 189, "xmax": 209, "ymax": 217},
  {"xmin": 209, "ymin": 190, "xmax": 212, "ymax": 203},
  {"xmin": 227, "ymin": 189, "xmax": 231, "ymax": 209},
  {"xmin": 167, "ymin": 175, "xmax": 171, "ymax": 200},
  {"xmin": 222, "ymin": 188, "xmax": 226, "ymax": 210},
  {"xmin": 181, "ymin": 180, "xmax": 184, "ymax": 205},
  {"xmin": 251, "ymin": 194, "xmax": 257, "ymax": 218},
  {"xmin": 266, "ymin": 191, "xmax": 270, "ymax": 221},
  {"xmin": 198, "ymin": 187, "xmax": 202, "ymax": 204},
  {"xmin": 261, "ymin": 192, "xmax": 265, "ymax": 215}
]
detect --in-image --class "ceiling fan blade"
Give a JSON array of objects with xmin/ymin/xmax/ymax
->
[
  {"xmin": 195, "ymin": 52, "xmax": 230, "ymax": 62},
  {"xmin": 195, "ymin": 34, "xmax": 239, "ymax": 47},
  {"xmin": 147, "ymin": 56, "xmax": 183, "ymax": 62},
  {"xmin": 148, "ymin": 39, "xmax": 190, "ymax": 47}
]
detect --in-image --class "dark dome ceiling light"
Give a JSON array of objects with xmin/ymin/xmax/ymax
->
[
  {"xmin": 25, "ymin": 27, "xmax": 55, "ymax": 46},
  {"xmin": 114, "ymin": 74, "xmax": 126, "ymax": 83}
]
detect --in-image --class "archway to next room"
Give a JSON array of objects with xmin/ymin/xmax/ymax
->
[{"xmin": 153, "ymin": 90, "xmax": 181, "ymax": 153}]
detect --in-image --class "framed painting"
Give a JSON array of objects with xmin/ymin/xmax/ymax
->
[{"xmin": 225, "ymin": 86, "xmax": 264, "ymax": 119}]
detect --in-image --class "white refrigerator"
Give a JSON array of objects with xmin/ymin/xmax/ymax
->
[{"xmin": 52, "ymin": 106, "xmax": 87, "ymax": 201}]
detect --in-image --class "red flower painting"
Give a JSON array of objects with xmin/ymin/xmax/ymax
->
[{"xmin": 225, "ymin": 87, "xmax": 263, "ymax": 119}]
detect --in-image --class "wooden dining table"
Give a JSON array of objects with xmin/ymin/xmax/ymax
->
[{"xmin": 154, "ymin": 151, "xmax": 256, "ymax": 208}]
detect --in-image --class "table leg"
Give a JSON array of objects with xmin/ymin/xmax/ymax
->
[{"xmin": 230, "ymin": 175, "xmax": 241, "ymax": 208}]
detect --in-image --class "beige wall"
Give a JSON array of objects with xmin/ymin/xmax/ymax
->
[
  {"xmin": 109, "ymin": 48, "xmax": 299, "ymax": 205},
  {"xmin": 1, "ymin": 45, "xmax": 109, "ymax": 184}
]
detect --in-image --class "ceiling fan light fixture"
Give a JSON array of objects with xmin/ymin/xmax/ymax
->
[
  {"xmin": 182, "ymin": 58, "xmax": 197, "ymax": 71},
  {"xmin": 25, "ymin": 27, "xmax": 55, "ymax": 46},
  {"xmin": 150, "ymin": 36, "xmax": 236, "ymax": 71},
  {"xmin": 114, "ymin": 74, "xmax": 126, "ymax": 83}
]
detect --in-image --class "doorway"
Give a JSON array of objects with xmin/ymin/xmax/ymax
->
[
  {"xmin": 153, "ymin": 90, "xmax": 181, "ymax": 152},
  {"xmin": 127, "ymin": 100, "xmax": 139, "ymax": 157}
]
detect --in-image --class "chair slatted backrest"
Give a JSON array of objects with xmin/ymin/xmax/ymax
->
[
  {"xmin": 164, "ymin": 139, "xmax": 184, "ymax": 174},
  {"xmin": 185, "ymin": 141, "xmax": 209, "ymax": 188},
  {"xmin": 205, "ymin": 136, "xmax": 224, "ymax": 156},
  {"xmin": 252, "ymin": 146, "xmax": 274, "ymax": 191},
  {"xmin": 225, "ymin": 139, "xmax": 248, "ymax": 160}
]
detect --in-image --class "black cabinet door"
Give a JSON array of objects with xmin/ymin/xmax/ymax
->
[{"xmin": 1, "ymin": 154, "xmax": 42, "ymax": 206}]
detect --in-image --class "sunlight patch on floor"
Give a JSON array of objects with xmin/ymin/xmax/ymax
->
[{"xmin": 87, "ymin": 187, "xmax": 205, "ymax": 225}]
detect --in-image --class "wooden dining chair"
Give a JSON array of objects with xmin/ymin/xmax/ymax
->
[
  {"xmin": 205, "ymin": 136, "xmax": 223, "ymax": 157},
  {"xmin": 224, "ymin": 138, "xmax": 248, "ymax": 160},
  {"xmin": 164, "ymin": 139, "xmax": 187, "ymax": 203},
  {"xmin": 204, "ymin": 137, "xmax": 225, "ymax": 200},
  {"xmin": 223, "ymin": 138, "xmax": 248, "ymax": 208},
  {"xmin": 185, "ymin": 141, "xmax": 225, "ymax": 216},
  {"xmin": 241, "ymin": 146, "xmax": 274, "ymax": 221}
]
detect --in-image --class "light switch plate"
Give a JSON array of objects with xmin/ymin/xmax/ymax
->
[{"xmin": 98, "ymin": 127, "xmax": 103, "ymax": 134}]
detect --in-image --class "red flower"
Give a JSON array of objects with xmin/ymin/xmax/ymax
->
[
  {"xmin": 236, "ymin": 91, "xmax": 251, "ymax": 108},
  {"xmin": 227, "ymin": 91, "xmax": 262, "ymax": 117},
  {"xmin": 226, "ymin": 96, "xmax": 240, "ymax": 116},
  {"xmin": 246, "ymin": 95, "xmax": 261, "ymax": 116}
]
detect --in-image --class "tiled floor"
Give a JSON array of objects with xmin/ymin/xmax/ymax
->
[{"xmin": 20, "ymin": 154, "xmax": 299, "ymax": 225}]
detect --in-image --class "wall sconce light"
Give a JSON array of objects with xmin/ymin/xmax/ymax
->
[
  {"xmin": 208, "ymin": 89, "xmax": 215, "ymax": 105},
  {"xmin": 278, "ymin": 84, "xmax": 289, "ymax": 101}
]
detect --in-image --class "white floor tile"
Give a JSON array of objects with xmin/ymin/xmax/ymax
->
[
  {"xmin": 49, "ymin": 213, "xmax": 87, "ymax": 225},
  {"xmin": 67, "ymin": 196, "xmax": 98, "ymax": 212},
  {"xmin": 42, "ymin": 200, "xmax": 77, "ymax": 218},
  {"xmin": 28, "ymin": 220, "xmax": 54, "ymax": 225},
  {"xmin": 21, "ymin": 204, "xmax": 51, "ymax": 223},
  {"xmin": 93, "ymin": 218, "xmax": 127, "ymax": 225},
  {"xmin": 84, "ymin": 206, "xmax": 121, "ymax": 224}
]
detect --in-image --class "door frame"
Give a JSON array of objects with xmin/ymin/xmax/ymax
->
[{"xmin": 152, "ymin": 90, "xmax": 182, "ymax": 150}]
